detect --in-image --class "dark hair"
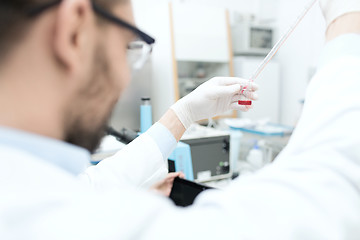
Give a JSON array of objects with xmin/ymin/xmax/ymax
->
[
  {"xmin": 0, "ymin": 1, "xmax": 37, "ymax": 61},
  {"xmin": 0, "ymin": 0, "xmax": 124, "ymax": 63}
]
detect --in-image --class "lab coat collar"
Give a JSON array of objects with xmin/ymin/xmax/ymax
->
[{"xmin": 0, "ymin": 126, "xmax": 90, "ymax": 175}]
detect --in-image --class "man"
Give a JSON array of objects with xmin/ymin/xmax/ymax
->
[
  {"xmin": 0, "ymin": 0, "xmax": 256, "ymax": 238},
  {"xmin": 1, "ymin": 0, "xmax": 360, "ymax": 239}
]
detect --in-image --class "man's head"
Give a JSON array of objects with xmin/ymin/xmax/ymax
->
[{"xmin": 0, "ymin": 0, "xmax": 148, "ymax": 152}]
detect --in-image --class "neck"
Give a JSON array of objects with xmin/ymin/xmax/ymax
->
[
  {"xmin": 0, "ymin": 64, "xmax": 66, "ymax": 140},
  {"xmin": 326, "ymin": 13, "xmax": 360, "ymax": 41}
]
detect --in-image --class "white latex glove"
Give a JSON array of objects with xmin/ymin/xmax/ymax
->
[
  {"xmin": 320, "ymin": 0, "xmax": 360, "ymax": 28},
  {"xmin": 171, "ymin": 77, "xmax": 258, "ymax": 129}
]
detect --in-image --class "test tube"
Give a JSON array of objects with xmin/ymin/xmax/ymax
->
[{"xmin": 238, "ymin": 85, "xmax": 252, "ymax": 106}]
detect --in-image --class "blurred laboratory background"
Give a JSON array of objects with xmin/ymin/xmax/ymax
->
[{"xmin": 101, "ymin": 0, "xmax": 326, "ymax": 184}]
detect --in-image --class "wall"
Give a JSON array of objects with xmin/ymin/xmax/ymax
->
[
  {"xmin": 132, "ymin": 0, "xmax": 176, "ymax": 122},
  {"xmin": 275, "ymin": 0, "xmax": 326, "ymax": 125},
  {"xmin": 171, "ymin": 0, "xmax": 260, "ymax": 17}
]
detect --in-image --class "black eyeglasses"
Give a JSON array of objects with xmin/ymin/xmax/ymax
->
[{"xmin": 28, "ymin": 0, "xmax": 156, "ymax": 69}]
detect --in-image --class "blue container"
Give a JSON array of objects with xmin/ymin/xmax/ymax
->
[
  {"xmin": 140, "ymin": 97, "xmax": 152, "ymax": 133},
  {"xmin": 169, "ymin": 142, "xmax": 194, "ymax": 181}
]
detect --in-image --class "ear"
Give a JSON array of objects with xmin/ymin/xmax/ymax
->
[{"xmin": 52, "ymin": 0, "xmax": 95, "ymax": 73}]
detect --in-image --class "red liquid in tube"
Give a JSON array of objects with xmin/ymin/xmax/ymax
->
[{"xmin": 238, "ymin": 100, "xmax": 252, "ymax": 106}]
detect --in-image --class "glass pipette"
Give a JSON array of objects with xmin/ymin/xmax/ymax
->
[{"xmin": 239, "ymin": 0, "xmax": 319, "ymax": 106}]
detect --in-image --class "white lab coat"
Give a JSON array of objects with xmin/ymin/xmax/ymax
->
[
  {"xmin": 79, "ymin": 133, "xmax": 169, "ymax": 190},
  {"xmin": 0, "ymin": 133, "xmax": 173, "ymax": 240},
  {"xmin": 2, "ymin": 44, "xmax": 360, "ymax": 239}
]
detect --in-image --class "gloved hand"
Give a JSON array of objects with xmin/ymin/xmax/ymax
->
[
  {"xmin": 171, "ymin": 77, "xmax": 258, "ymax": 129},
  {"xmin": 320, "ymin": 0, "xmax": 360, "ymax": 28}
]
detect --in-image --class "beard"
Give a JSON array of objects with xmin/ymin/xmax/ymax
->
[
  {"xmin": 64, "ymin": 45, "xmax": 119, "ymax": 153},
  {"xmin": 65, "ymin": 110, "xmax": 111, "ymax": 154}
]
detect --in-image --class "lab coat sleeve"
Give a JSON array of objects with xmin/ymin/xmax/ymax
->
[
  {"xmin": 275, "ymin": 55, "xmax": 360, "ymax": 182},
  {"xmin": 79, "ymin": 123, "xmax": 178, "ymax": 190}
]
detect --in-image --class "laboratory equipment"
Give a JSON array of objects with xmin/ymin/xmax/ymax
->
[
  {"xmin": 180, "ymin": 125, "xmax": 231, "ymax": 182},
  {"xmin": 232, "ymin": 16, "xmax": 274, "ymax": 56},
  {"xmin": 140, "ymin": 97, "xmax": 152, "ymax": 133},
  {"xmin": 181, "ymin": 135, "xmax": 230, "ymax": 182},
  {"xmin": 246, "ymin": 141, "xmax": 264, "ymax": 170},
  {"xmin": 169, "ymin": 142, "xmax": 195, "ymax": 181},
  {"xmin": 239, "ymin": 0, "xmax": 318, "ymax": 106},
  {"xmin": 106, "ymin": 127, "xmax": 138, "ymax": 144},
  {"xmin": 229, "ymin": 130, "xmax": 243, "ymax": 174},
  {"xmin": 226, "ymin": 120, "xmax": 292, "ymax": 171}
]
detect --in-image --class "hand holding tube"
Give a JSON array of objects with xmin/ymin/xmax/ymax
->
[{"xmin": 171, "ymin": 77, "xmax": 258, "ymax": 129}]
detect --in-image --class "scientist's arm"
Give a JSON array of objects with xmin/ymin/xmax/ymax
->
[
  {"xmin": 158, "ymin": 109, "xmax": 185, "ymax": 142},
  {"xmin": 79, "ymin": 121, "xmax": 178, "ymax": 190},
  {"xmin": 140, "ymin": 9, "xmax": 360, "ymax": 239},
  {"xmin": 320, "ymin": 0, "xmax": 360, "ymax": 41},
  {"xmin": 79, "ymin": 77, "xmax": 258, "ymax": 190}
]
